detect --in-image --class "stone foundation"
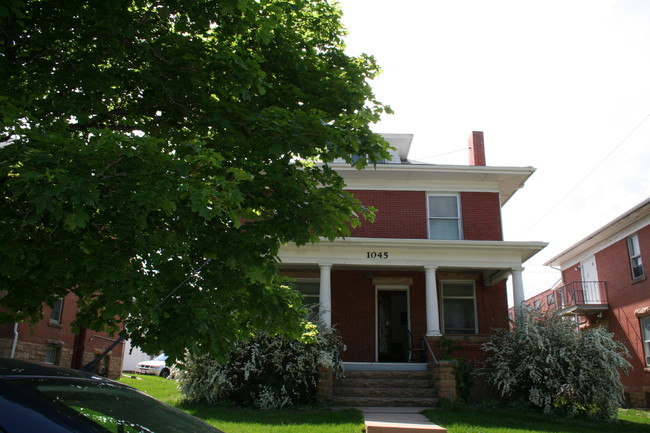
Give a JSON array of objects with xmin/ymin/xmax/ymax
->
[
  {"xmin": 430, "ymin": 361, "xmax": 457, "ymax": 401},
  {"xmin": 316, "ymin": 365, "xmax": 334, "ymax": 404}
]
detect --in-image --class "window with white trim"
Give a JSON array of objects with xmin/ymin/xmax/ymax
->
[
  {"xmin": 293, "ymin": 280, "xmax": 320, "ymax": 309},
  {"xmin": 641, "ymin": 316, "xmax": 650, "ymax": 367},
  {"xmin": 49, "ymin": 298, "xmax": 64, "ymax": 323},
  {"xmin": 427, "ymin": 194, "xmax": 462, "ymax": 240},
  {"xmin": 441, "ymin": 281, "xmax": 477, "ymax": 334},
  {"xmin": 628, "ymin": 234, "xmax": 644, "ymax": 279},
  {"xmin": 547, "ymin": 293, "xmax": 555, "ymax": 306}
]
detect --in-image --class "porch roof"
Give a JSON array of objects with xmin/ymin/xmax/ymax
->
[{"xmin": 279, "ymin": 237, "xmax": 547, "ymax": 284}]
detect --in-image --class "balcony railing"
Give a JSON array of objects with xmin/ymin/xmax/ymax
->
[{"xmin": 555, "ymin": 281, "xmax": 608, "ymax": 315}]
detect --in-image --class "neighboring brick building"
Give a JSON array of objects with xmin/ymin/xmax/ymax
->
[
  {"xmin": 279, "ymin": 132, "xmax": 547, "ymax": 365},
  {"xmin": 0, "ymin": 292, "xmax": 124, "ymax": 379},
  {"xmin": 544, "ymin": 197, "xmax": 650, "ymax": 407}
]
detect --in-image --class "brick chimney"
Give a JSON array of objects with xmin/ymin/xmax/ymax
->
[{"xmin": 468, "ymin": 131, "xmax": 486, "ymax": 166}]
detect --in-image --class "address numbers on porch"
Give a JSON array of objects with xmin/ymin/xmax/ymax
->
[{"xmin": 366, "ymin": 251, "xmax": 389, "ymax": 259}]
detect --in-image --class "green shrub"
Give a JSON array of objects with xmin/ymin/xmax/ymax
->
[
  {"xmin": 176, "ymin": 322, "xmax": 344, "ymax": 409},
  {"xmin": 482, "ymin": 308, "xmax": 630, "ymax": 420}
]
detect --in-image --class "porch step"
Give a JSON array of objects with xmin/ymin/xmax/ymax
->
[
  {"xmin": 334, "ymin": 396, "xmax": 440, "ymax": 407},
  {"xmin": 333, "ymin": 368, "xmax": 438, "ymax": 407}
]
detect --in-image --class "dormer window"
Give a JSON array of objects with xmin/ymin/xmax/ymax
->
[{"xmin": 427, "ymin": 194, "xmax": 462, "ymax": 240}]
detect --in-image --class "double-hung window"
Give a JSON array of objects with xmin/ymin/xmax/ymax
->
[
  {"xmin": 641, "ymin": 316, "xmax": 650, "ymax": 367},
  {"xmin": 49, "ymin": 298, "xmax": 64, "ymax": 323},
  {"xmin": 628, "ymin": 234, "xmax": 644, "ymax": 279},
  {"xmin": 428, "ymin": 194, "xmax": 462, "ymax": 240},
  {"xmin": 441, "ymin": 281, "xmax": 477, "ymax": 334},
  {"xmin": 547, "ymin": 293, "xmax": 555, "ymax": 306},
  {"xmin": 293, "ymin": 279, "xmax": 320, "ymax": 309},
  {"xmin": 44, "ymin": 345, "xmax": 60, "ymax": 365}
]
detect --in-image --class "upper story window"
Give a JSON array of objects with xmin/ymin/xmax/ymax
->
[
  {"xmin": 427, "ymin": 194, "xmax": 462, "ymax": 240},
  {"xmin": 49, "ymin": 298, "xmax": 64, "ymax": 323},
  {"xmin": 547, "ymin": 293, "xmax": 555, "ymax": 306},
  {"xmin": 628, "ymin": 234, "xmax": 644, "ymax": 279}
]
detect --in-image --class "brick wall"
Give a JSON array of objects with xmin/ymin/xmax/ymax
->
[
  {"xmin": 0, "ymin": 292, "xmax": 124, "ymax": 379},
  {"xmin": 460, "ymin": 192, "xmax": 503, "ymax": 240},
  {"xmin": 559, "ymin": 223, "xmax": 650, "ymax": 406},
  {"xmin": 331, "ymin": 269, "xmax": 508, "ymax": 364},
  {"xmin": 594, "ymin": 225, "xmax": 650, "ymax": 401},
  {"xmin": 348, "ymin": 190, "xmax": 428, "ymax": 239},
  {"xmin": 348, "ymin": 190, "xmax": 503, "ymax": 241}
]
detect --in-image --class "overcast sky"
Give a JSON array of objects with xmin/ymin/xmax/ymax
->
[{"xmin": 337, "ymin": 0, "xmax": 650, "ymax": 302}]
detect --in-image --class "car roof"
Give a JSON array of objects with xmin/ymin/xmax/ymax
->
[{"xmin": 0, "ymin": 357, "xmax": 111, "ymax": 382}]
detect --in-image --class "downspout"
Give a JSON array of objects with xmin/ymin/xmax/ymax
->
[{"xmin": 10, "ymin": 323, "xmax": 19, "ymax": 358}]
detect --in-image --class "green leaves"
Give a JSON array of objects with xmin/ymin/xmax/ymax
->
[{"xmin": 1, "ymin": 0, "xmax": 390, "ymax": 361}]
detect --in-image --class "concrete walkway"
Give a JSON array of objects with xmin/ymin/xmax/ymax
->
[{"xmin": 359, "ymin": 407, "xmax": 447, "ymax": 433}]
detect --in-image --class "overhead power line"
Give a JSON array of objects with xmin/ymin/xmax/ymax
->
[{"xmin": 519, "ymin": 112, "xmax": 650, "ymax": 237}]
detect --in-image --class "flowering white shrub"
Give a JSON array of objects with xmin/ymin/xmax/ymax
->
[
  {"xmin": 482, "ymin": 309, "xmax": 630, "ymax": 420},
  {"xmin": 177, "ymin": 322, "xmax": 344, "ymax": 409}
]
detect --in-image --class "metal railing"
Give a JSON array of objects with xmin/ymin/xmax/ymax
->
[
  {"xmin": 422, "ymin": 333, "xmax": 438, "ymax": 365},
  {"xmin": 556, "ymin": 281, "xmax": 607, "ymax": 308}
]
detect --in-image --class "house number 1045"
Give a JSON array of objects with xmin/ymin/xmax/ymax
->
[{"xmin": 366, "ymin": 251, "xmax": 389, "ymax": 259}]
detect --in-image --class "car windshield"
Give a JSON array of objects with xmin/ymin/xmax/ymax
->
[
  {"xmin": 11, "ymin": 377, "xmax": 220, "ymax": 433},
  {"xmin": 153, "ymin": 355, "xmax": 168, "ymax": 362}
]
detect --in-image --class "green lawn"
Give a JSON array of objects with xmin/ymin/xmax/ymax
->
[
  {"xmin": 118, "ymin": 374, "xmax": 650, "ymax": 433},
  {"xmin": 117, "ymin": 374, "xmax": 363, "ymax": 433},
  {"xmin": 423, "ymin": 406, "xmax": 650, "ymax": 433}
]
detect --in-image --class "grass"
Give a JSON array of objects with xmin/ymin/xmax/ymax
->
[
  {"xmin": 118, "ymin": 374, "xmax": 650, "ymax": 433},
  {"xmin": 423, "ymin": 406, "xmax": 650, "ymax": 433},
  {"xmin": 117, "ymin": 374, "xmax": 363, "ymax": 433}
]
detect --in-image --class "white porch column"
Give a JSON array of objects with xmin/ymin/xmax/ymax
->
[
  {"xmin": 319, "ymin": 264, "xmax": 332, "ymax": 327},
  {"xmin": 424, "ymin": 265, "xmax": 442, "ymax": 336},
  {"xmin": 511, "ymin": 267, "xmax": 525, "ymax": 315}
]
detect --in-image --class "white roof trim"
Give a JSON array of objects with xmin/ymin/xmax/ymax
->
[
  {"xmin": 330, "ymin": 164, "xmax": 535, "ymax": 206},
  {"xmin": 545, "ymin": 197, "xmax": 650, "ymax": 268}
]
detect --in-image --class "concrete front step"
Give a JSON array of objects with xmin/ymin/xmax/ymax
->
[
  {"xmin": 332, "ymin": 396, "xmax": 439, "ymax": 407},
  {"xmin": 337, "ymin": 378, "xmax": 434, "ymax": 388},
  {"xmin": 336, "ymin": 387, "xmax": 436, "ymax": 398},
  {"xmin": 333, "ymin": 366, "xmax": 438, "ymax": 407},
  {"xmin": 342, "ymin": 370, "xmax": 432, "ymax": 380}
]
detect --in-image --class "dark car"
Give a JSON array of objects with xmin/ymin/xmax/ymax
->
[{"xmin": 0, "ymin": 357, "xmax": 224, "ymax": 433}]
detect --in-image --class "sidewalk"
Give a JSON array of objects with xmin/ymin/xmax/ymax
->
[{"xmin": 359, "ymin": 407, "xmax": 447, "ymax": 433}]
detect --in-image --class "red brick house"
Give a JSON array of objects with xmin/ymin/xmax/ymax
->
[
  {"xmin": 0, "ymin": 292, "xmax": 124, "ymax": 378},
  {"xmin": 279, "ymin": 132, "xmax": 547, "ymax": 366},
  {"xmin": 544, "ymin": 197, "xmax": 650, "ymax": 407}
]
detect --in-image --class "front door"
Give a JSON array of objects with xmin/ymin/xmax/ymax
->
[
  {"xmin": 580, "ymin": 256, "xmax": 600, "ymax": 303},
  {"xmin": 377, "ymin": 290, "xmax": 409, "ymax": 362}
]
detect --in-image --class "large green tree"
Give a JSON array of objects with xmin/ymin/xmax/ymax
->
[{"xmin": 0, "ymin": 0, "xmax": 390, "ymax": 360}]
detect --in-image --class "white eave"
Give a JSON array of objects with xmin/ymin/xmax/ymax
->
[
  {"xmin": 329, "ymin": 163, "xmax": 536, "ymax": 206},
  {"xmin": 545, "ymin": 197, "xmax": 650, "ymax": 268},
  {"xmin": 279, "ymin": 237, "xmax": 547, "ymax": 271}
]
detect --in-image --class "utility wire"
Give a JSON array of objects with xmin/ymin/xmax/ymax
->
[
  {"xmin": 414, "ymin": 147, "xmax": 468, "ymax": 161},
  {"xmin": 519, "ymin": 112, "xmax": 650, "ymax": 237}
]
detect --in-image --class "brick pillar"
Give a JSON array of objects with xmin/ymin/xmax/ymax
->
[{"xmin": 316, "ymin": 365, "xmax": 333, "ymax": 404}]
